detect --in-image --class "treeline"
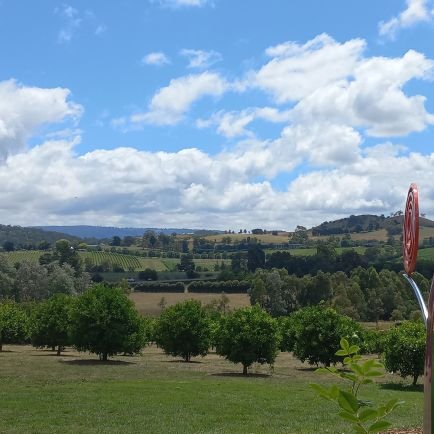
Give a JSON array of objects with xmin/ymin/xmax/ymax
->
[
  {"xmin": 249, "ymin": 267, "xmax": 424, "ymax": 322},
  {"xmin": 0, "ymin": 239, "xmax": 91, "ymax": 302}
]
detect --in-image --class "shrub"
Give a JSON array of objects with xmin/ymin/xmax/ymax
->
[
  {"xmin": 31, "ymin": 294, "xmax": 73, "ymax": 355},
  {"xmin": 383, "ymin": 320, "xmax": 425, "ymax": 385},
  {"xmin": 70, "ymin": 285, "xmax": 147, "ymax": 360},
  {"xmin": 155, "ymin": 300, "xmax": 212, "ymax": 362},
  {"xmin": 0, "ymin": 302, "xmax": 29, "ymax": 351},
  {"xmin": 289, "ymin": 306, "xmax": 364, "ymax": 367},
  {"xmin": 216, "ymin": 305, "xmax": 280, "ymax": 375}
]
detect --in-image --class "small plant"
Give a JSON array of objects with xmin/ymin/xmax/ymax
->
[{"xmin": 311, "ymin": 338, "xmax": 404, "ymax": 434}]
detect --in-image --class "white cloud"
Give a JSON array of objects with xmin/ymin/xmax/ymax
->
[
  {"xmin": 292, "ymin": 49, "xmax": 434, "ymax": 137},
  {"xmin": 379, "ymin": 0, "xmax": 434, "ymax": 38},
  {"xmin": 154, "ymin": 0, "xmax": 211, "ymax": 8},
  {"xmin": 254, "ymin": 33, "xmax": 366, "ymax": 103},
  {"xmin": 180, "ymin": 49, "xmax": 222, "ymax": 69},
  {"xmin": 142, "ymin": 52, "xmax": 171, "ymax": 66},
  {"xmin": 197, "ymin": 107, "xmax": 291, "ymax": 138},
  {"xmin": 129, "ymin": 72, "xmax": 228, "ymax": 126},
  {"xmin": 0, "ymin": 80, "xmax": 82, "ymax": 161},
  {"xmin": 55, "ymin": 4, "xmax": 106, "ymax": 43}
]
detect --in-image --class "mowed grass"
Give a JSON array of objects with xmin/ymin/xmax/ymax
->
[
  {"xmin": 0, "ymin": 345, "xmax": 423, "ymax": 433},
  {"xmin": 130, "ymin": 292, "xmax": 250, "ymax": 316}
]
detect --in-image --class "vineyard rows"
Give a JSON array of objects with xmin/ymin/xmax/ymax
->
[{"xmin": 1, "ymin": 251, "xmax": 229, "ymax": 272}]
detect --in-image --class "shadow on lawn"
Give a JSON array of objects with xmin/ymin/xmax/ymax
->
[
  {"xmin": 163, "ymin": 359, "xmax": 202, "ymax": 364},
  {"xmin": 33, "ymin": 353, "xmax": 75, "ymax": 357},
  {"xmin": 60, "ymin": 359, "xmax": 135, "ymax": 366},
  {"xmin": 211, "ymin": 372, "xmax": 271, "ymax": 378},
  {"xmin": 380, "ymin": 383, "xmax": 423, "ymax": 392}
]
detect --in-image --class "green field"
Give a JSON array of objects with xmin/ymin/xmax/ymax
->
[
  {"xmin": 0, "ymin": 345, "xmax": 422, "ymax": 433},
  {"xmin": 265, "ymin": 246, "xmax": 367, "ymax": 256},
  {"xmin": 0, "ymin": 251, "xmax": 229, "ymax": 272}
]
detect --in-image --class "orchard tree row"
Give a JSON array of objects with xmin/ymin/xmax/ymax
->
[{"xmin": 0, "ymin": 290, "xmax": 425, "ymax": 384}]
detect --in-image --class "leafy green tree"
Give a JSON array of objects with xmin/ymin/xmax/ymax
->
[
  {"xmin": 216, "ymin": 305, "xmax": 280, "ymax": 375},
  {"xmin": 247, "ymin": 244, "xmax": 265, "ymax": 272},
  {"xmin": 138, "ymin": 268, "xmax": 158, "ymax": 281},
  {"xmin": 289, "ymin": 306, "xmax": 363, "ymax": 367},
  {"xmin": 0, "ymin": 302, "xmax": 29, "ymax": 351},
  {"xmin": 31, "ymin": 294, "xmax": 74, "ymax": 355},
  {"xmin": 383, "ymin": 321, "xmax": 425, "ymax": 386},
  {"xmin": 156, "ymin": 300, "xmax": 211, "ymax": 362},
  {"xmin": 111, "ymin": 236, "xmax": 121, "ymax": 246},
  {"xmin": 70, "ymin": 285, "xmax": 146, "ymax": 360},
  {"xmin": 3, "ymin": 240, "xmax": 14, "ymax": 251},
  {"xmin": 14, "ymin": 261, "xmax": 48, "ymax": 301},
  {"xmin": 0, "ymin": 256, "xmax": 16, "ymax": 300},
  {"xmin": 55, "ymin": 239, "xmax": 81, "ymax": 273}
]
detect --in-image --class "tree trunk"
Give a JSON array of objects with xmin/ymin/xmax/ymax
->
[
  {"xmin": 243, "ymin": 364, "xmax": 248, "ymax": 375},
  {"xmin": 57, "ymin": 345, "xmax": 62, "ymax": 356},
  {"xmin": 413, "ymin": 374, "xmax": 418, "ymax": 386},
  {"xmin": 102, "ymin": 352, "xmax": 108, "ymax": 361},
  {"xmin": 0, "ymin": 342, "xmax": 2, "ymax": 352},
  {"xmin": 51, "ymin": 345, "xmax": 56, "ymax": 351}
]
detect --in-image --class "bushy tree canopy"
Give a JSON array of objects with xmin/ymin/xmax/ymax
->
[
  {"xmin": 286, "ymin": 306, "xmax": 363, "ymax": 367},
  {"xmin": 216, "ymin": 305, "xmax": 280, "ymax": 375},
  {"xmin": 383, "ymin": 321, "xmax": 425, "ymax": 386},
  {"xmin": 155, "ymin": 299, "xmax": 211, "ymax": 362},
  {"xmin": 70, "ymin": 285, "xmax": 146, "ymax": 360},
  {"xmin": 31, "ymin": 294, "xmax": 74, "ymax": 355},
  {"xmin": 0, "ymin": 302, "xmax": 29, "ymax": 351}
]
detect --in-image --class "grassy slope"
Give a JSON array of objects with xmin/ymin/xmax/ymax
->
[{"xmin": 0, "ymin": 345, "xmax": 422, "ymax": 433}]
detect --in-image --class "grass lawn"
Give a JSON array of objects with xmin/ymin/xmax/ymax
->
[{"xmin": 0, "ymin": 345, "xmax": 423, "ymax": 433}]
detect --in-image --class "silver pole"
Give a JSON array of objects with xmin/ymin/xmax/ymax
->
[{"xmin": 403, "ymin": 273, "xmax": 428, "ymax": 326}]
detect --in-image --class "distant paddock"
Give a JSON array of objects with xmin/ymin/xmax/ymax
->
[{"xmin": 129, "ymin": 291, "xmax": 250, "ymax": 316}]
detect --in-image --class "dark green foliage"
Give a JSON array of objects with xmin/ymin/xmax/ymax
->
[
  {"xmin": 188, "ymin": 280, "xmax": 250, "ymax": 294},
  {"xmin": 70, "ymin": 285, "xmax": 147, "ymax": 360},
  {"xmin": 288, "ymin": 306, "xmax": 363, "ymax": 366},
  {"xmin": 247, "ymin": 245, "xmax": 265, "ymax": 272},
  {"xmin": 138, "ymin": 268, "xmax": 158, "ymax": 281},
  {"xmin": 30, "ymin": 294, "xmax": 73, "ymax": 355},
  {"xmin": 0, "ymin": 302, "xmax": 29, "ymax": 351},
  {"xmin": 134, "ymin": 282, "xmax": 185, "ymax": 293},
  {"xmin": 155, "ymin": 299, "xmax": 212, "ymax": 362},
  {"xmin": 383, "ymin": 321, "xmax": 426, "ymax": 386},
  {"xmin": 216, "ymin": 305, "xmax": 280, "ymax": 375}
]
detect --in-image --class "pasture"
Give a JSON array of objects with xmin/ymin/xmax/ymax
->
[
  {"xmin": 0, "ymin": 345, "xmax": 423, "ymax": 433},
  {"xmin": 130, "ymin": 292, "xmax": 250, "ymax": 316}
]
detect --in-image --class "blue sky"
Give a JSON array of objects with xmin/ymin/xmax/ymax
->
[{"xmin": 1, "ymin": 0, "xmax": 434, "ymax": 229}]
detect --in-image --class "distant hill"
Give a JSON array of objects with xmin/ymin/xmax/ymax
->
[
  {"xmin": 0, "ymin": 224, "xmax": 81, "ymax": 248},
  {"xmin": 35, "ymin": 226, "xmax": 223, "ymax": 240},
  {"xmin": 311, "ymin": 214, "xmax": 434, "ymax": 236}
]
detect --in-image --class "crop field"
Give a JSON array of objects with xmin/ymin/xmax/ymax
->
[
  {"xmin": 1, "ymin": 251, "xmax": 230, "ymax": 272},
  {"xmin": 417, "ymin": 247, "xmax": 434, "ymax": 260},
  {"xmin": 0, "ymin": 250, "xmax": 43, "ymax": 264},
  {"xmin": 130, "ymin": 292, "xmax": 250, "ymax": 316},
  {"xmin": 0, "ymin": 345, "xmax": 422, "ymax": 433}
]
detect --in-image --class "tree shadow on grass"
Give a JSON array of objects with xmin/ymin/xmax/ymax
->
[
  {"xmin": 211, "ymin": 372, "xmax": 271, "ymax": 378},
  {"xmin": 296, "ymin": 366, "xmax": 318, "ymax": 372},
  {"xmin": 33, "ymin": 353, "xmax": 75, "ymax": 357},
  {"xmin": 163, "ymin": 359, "xmax": 203, "ymax": 364},
  {"xmin": 380, "ymin": 383, "xmax": 423, "ymax": 392},
  {"xmin": 0, "ymin": 350, "xmax": 16, "ymax": 353},
  {"xmin": 60, "ymin": 359, "xmax": 135, "ymax": 366}
]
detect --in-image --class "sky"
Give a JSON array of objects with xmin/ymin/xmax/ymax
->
[{"xmin": 1, "ymin": 0, "xmax": 434, "ymax": 230}]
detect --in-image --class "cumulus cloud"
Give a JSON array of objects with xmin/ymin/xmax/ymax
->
[
  {"xmin": 1, "ymin": 137, "xmax": 434, "ymax": 230},
  {"xmin": 197, "ymin": 107, "xmax": 291, "ymax": 138},
  {"xmin": 129, "ymin": 72, "xmax": 228, "ymax": 125},
  {"xmin": 254, "ymin": 33, "xmax": 366, "ymax": 103},
  {"xmin": 0, "ymin": 80, "xmax": 82, "ymax": 161},
  {"xmin": 379, "ymin": 0, "xmax": 434, "ymax": 39},
  {"xmin": 142, "ymin": 52, "xmax": 171, "ymax": 66},
  {"xmin": 180, "ymin": 49, "xmax": 222, "ymax": 69}
]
